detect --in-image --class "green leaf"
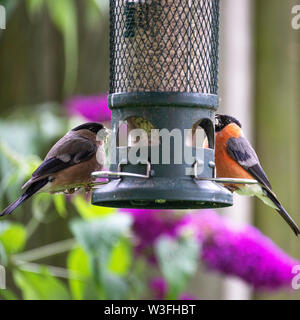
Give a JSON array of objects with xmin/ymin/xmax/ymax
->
[
  {"xmin": 14, "ymin": 267, "xmax": 70, "ymax": 300},
  {"xmin": 67, "ymin": 246, "xmax": 90, "ymax": 300},
  {"xmin": 26, "ymin": 0, "xmax": 45, "ymax": 16},
  {"xmin": 32, "ymin": 193, "xmax": 52, "ymax": 221},
  {"xmin": 70, "ymin": 214, "xmax": 132, "ymax": 299},
  {"xmin": 101, "ymin": 272, "xmax": 128, "ymax": 300},
  {"xmin": 109, "ymin": 239, "xmax": 131, "ymax": 276},
  {"xmin": 70, "ymin": 215, "xmax": 132, "ymax": 255},
  {"xmin": 0, "ymin": 288, "xmax": 18, "ymax": 300},
  {"xmin": 155, "ymin": 236, "xmax": 199, "ymax": 299},
  {"xmin": 25, "ymin": 156, "xmax": 42, "ymax": 180},
  {"xmin": 0, "ymin": 222, "xmax": 27, "ymax": 254},
  {"xmin": 53, "ymin": 194, "xmax": 67, "ymax": 218},
  {"xmin": 72, "ymin": 195, "xmax": 116, "ymax": 220}
]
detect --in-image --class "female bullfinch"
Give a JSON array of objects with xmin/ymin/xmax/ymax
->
[{"xmin": 0, "ymin": 122, "xmax": 109, "ymax": 217}]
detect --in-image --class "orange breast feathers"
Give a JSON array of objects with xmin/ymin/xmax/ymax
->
[
  {"xmin": 203, "ymin": 123, "xmax": 253, "ymax": 181},
  {"xmin": 215, "ymin": 124, "xmax": 253, "ymax": 180}
]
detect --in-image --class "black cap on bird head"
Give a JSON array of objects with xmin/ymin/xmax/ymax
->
[
  {"xmin": 215, "ymin": 114, "xmax": 242, "ymax": 132},
  {"xmin": 72, "ymin": 122, "xmax": 104, "ymax": 134}
]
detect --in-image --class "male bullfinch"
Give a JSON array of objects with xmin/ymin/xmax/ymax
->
[
  {"xmin": 0, "ymin": 122, "xmax": 110, "ymax": 217},
  {"xmin": 213, "ymin": 114, "xmax": 300, "ymax": 236}
]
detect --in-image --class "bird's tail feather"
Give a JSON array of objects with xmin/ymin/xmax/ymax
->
[
  {"xmin": 265, "ymin": 188, "xmax": 300, "ymax": 236},
  {"xmin": 0, "ymin": 178, "xmax": 49, "ymax": 217},
  {"xmin": 275, "ymin": 207, "xmax": 300, "ymax": 237}
]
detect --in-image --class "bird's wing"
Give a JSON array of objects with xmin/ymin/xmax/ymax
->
[
  {"xmin": 33, "ymin": 136, "xmax": 96, "ymax": 177},
  {"xmin": 226, "ymin": 136, "xmax": 272, "ymax": 190},
  {"xmin": 227, "ymin": 136, "xmax": 300, "ymax": 236},
  {"xmin": 22, "ymin": 135, "xmax": 97, "ymax": 190}
]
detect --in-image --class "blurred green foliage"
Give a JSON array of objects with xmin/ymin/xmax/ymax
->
[
  {"xmin": 0, "ymin": 0, "xmax": 140, "ymax": 300},
  {"xmin": 155, "ymin": 236, "xmax": 199, "ymax": 299},
  {"xmin": 23, "ymin": 0, "xmax": 108, "ymax": 95},
  {"xmin": 0, "ymin": 107, "xmax": 199, "ymax": 300},
  {"xmin": 0, "ymin": 0, "xmax": 109, "ymax": 95},
  {"xmin": 14, "ymin": 268, "xmax": 71, "ymax": 300},
  {"xmin": 0, "ymin": 0, "xmax": 200, "ymax": 300},
  {"xmin": 0, "ymin": 222, "xmax": 27, "ymax": 255}
]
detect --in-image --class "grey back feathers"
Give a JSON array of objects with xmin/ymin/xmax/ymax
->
[
  {"xmin": 227, "ymin": 137, "xmax": 258, "ymax": 168},
  {"xmin": 226, "ymin": 136, "xmax": 272, "ymax": 190}
]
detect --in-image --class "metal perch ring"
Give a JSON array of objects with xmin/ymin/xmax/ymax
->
[
  {"xmin": 92, "ymin": 160, "xmax": 151, "ymax": 180},
  {"xmin": 193, "ymin": 160, "xmax": 258, "ymax": 185}
]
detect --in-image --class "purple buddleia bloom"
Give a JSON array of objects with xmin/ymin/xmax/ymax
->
[
  {"xmin": 149, "ymin": 277, "xmax": 167, "ymax": 300},
  {"xmin": 123, "ymin": 208, "xmax": 299, "ymax": 291},
  {"xmin": 178, "ymin": 211, "xmax": 299, "ymax": 291},
  {"xmin": 66, "ymin": 94, "xmax": 111, "ymax": 122},
  {"xmin": 121, "ymin": 208, "xmax": 180, "ymax": 258}
]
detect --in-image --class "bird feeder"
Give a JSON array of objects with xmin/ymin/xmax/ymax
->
[{"xmin": 92, "ymin": 0, "xmax": 233, "ymax": 209}]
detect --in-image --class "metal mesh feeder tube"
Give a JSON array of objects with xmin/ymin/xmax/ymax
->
[{"xmin": 92, "ymin": 0, "xmax": 233, "ymax": 209}]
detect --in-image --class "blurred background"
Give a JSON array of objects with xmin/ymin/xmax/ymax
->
[{"xmin": 0, "ymin": 0, "xmax": 299, "ymax": 300}]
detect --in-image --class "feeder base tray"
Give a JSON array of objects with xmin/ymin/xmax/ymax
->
[{"xmin": 92, "ymin": 177, "xmax": 233, "ymax": 209}]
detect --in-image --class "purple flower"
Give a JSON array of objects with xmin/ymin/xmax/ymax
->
[
  {"xmin": 121, "ymin": 209, "xmax": 180, "ymax": 256},
  {"xmin": 65, "ymin": 94, "xmax": 111, "ymax": 123},
  {"xmin": 149, "ymin": 277, "xmax": 167, "ymax": 300},
  {"xmin": 123, "ymin": 208, "xmax": 299, "ymax": 291},
  {"xmin": 178, "ymin": 211, "xmax": 299, "ymax": 291}
]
